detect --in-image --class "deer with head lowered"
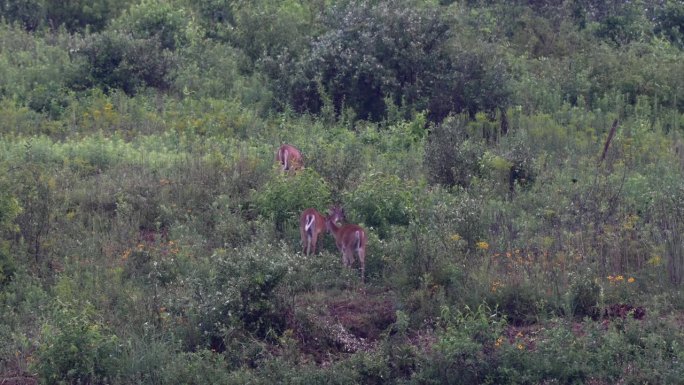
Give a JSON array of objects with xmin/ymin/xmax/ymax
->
[
  {"xmin": 325, "ymin": 206, "xmax": 367, "ymax": 283},
  {"xmin": 275, "ymin": 144, "xmax": 303, "ymax": 172},
  {"xmin": 300, "ymin": 207, "xmax": 341, "ymax": 256}
]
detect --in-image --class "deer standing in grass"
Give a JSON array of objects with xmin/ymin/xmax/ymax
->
[
  {"xmin": 300, "ymin": 208, "xmax": 329, "ymax": 256},
  {"xmin": 275, "ymin": 144, "xmax": 303, "ymax": 172},
  {"xmin": 326, "ymin": 206, "xmax": 367, "ymax": 283}
]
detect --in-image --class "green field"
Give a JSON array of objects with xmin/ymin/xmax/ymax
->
[{"xmin": 1, "ymin": 1, "xmax": 684, "ymax": 384}]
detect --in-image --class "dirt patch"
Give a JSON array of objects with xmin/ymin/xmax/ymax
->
[{"xmin": 290, "ymin": 288, "xmax": 398, "ymax": 361}]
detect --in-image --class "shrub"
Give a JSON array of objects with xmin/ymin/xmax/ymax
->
[
  {"xmin": 488, "ymin": 283, "xmax": 543, "ymax": 326},
  {"xmin": 112, "ymin": 0, "xmax": 189, "ymax": 51},
  {"xmin": 292, "ymin": 0, "xmax": 452, "ymax": 121},
  {"xmin": 0, "ymin": 0, "xmax": 46, "ymax": 30},
  {"xmin": 655, "ymin": 1, "xmax": 684, "ymax": 48},
  {"xmin": 343, "ymin": 173, "xmax": 414, "ymax": 238},
  {"xmin": 166, "ymin": 242, "xmax": 296, "ymax": 353},
  {"xmin": 71, "ymin": 29, "xmax": 176, "ymax": 94},
  {"xmin": 413, "ymin": 304, "xmax": 505, "ymax": 384},
  {"xmin": 1, "ymin": 0, "xmax": 129, "ymax": 32},
  {"xmin": 34, "ymin": 302, "xmax": 121, "ymax": 385},
  {"xmin": 44, "ymin": 0, "xmax": 131, "ymax": 32},
  {"xmin": 424, "ymin": 115, "xmax": 485, "ymax": 188},
  {"xmin": 231, "ymin": 0, "xmax": 316, "ymax": 64},
  {"xmin": 0, "ymin": 184, "xmax": 19, "ymax": 286},
  {"xmin": 159, "ymin": 349, "xmax": 235, "ymax": 385},
  {"xmin": 567, "ymin": 270, "xmax": 601, "ymax": 319},
  {"xmin": 254, "ymin": 168, "xmax": 331, "ymax": 234},
  {"xmin": 303, "ymin": 131, "xmax": 365, "ymax": 196}
]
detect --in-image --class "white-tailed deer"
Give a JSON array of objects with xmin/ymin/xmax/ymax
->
[
  {"xmin": 275, "ymin": 144, "xmax": 303, "ymax": 172},
  {"xmin": 325, "ymin": 206, "xmax": 367, "ymax": 282},
  {"xmin": 300, "ymin": 207, "xmax": 344, "ymax": 256}
]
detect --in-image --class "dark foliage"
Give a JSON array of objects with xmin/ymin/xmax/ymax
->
[{"xmin": 70, "ymin": 30, "xmax": 176, "ymax": 94}]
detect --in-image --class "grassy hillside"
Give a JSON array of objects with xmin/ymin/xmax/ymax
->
[{"xmin": 1, "ymin": 1, "xmax": 684, "ymax": 384}]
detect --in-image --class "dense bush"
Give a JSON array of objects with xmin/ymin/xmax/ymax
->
[
  {"xmin": 343, "ymin": 173, "xmax": 414, "ymax": 238},
  {"xmin": 1, "ymin": 1, "xmax": 684, "ymax": 383},
  {"xmin": 71, "ymin": 29, "xmax": 176, "ymax": 94},
  {"xmin": 0, "ymin": 0, "xmax": 131, "ymax": 32},
  {"xmin": 112, "ymin": 0, "xmax": 189, "ymax": 51},
  {"xmin": 35, "ymin": 302, "xmax": 121, "ymax": 385},
  {"xmin": 424, "ymin": 115, "xmax": 485, "ymax": 187},
  {"xmin": 255, "ymin": 167, "xmax": 332, "ymax": 235}
]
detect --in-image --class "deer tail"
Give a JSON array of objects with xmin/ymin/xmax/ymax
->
[{"xmin": 305, "ymin": 214, "xmax": 315, "ymax": 233}]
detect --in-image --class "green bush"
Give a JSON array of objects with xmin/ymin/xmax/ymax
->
[
  {"xmin": 567, "ymin": 270, "xmax": 601, "ymax": 319},
  {"xmin": 71, "ymin": 29, "xmax": 176, "ymax": 94},
  {"xmin": 288, "ymin": 0, "xmax": 453, "ymax": 121},
  {"xmin": 255, "ymin": 167, "xmax": 331, "ymax": 234},
  {"xmin": 0, "ymin": 24, "xmax": 74, "ymax": 119},
  {"xmin": 0, "ymin": 0, "xmax": 46, "ymax": 30},
  {"xmin": 424, "ymin": 115, "xmax": 485, "ymax": 188},
  {"xmin": 302, "ymin": 131, "xmax": 365, "ymax": 196},
  {"xmin": 112, "ymin": 0, "xmax": 189, "ymax": 51},
  {"xmin": 1, "ymin": 0, "xmax": 130, "ymax": 32},
  {"xmin": 166, "ymin": 242, "xmax": 296, "ymax": 352},
  {"xmin": 34, "ymin": 303, "xmax": 121, "ymax": 385},
  {"xmin": 343, "ymin": 173, "xmax": 414, "ymax": 238},
  {"xmin": 488, "ymin": 283, "xmax": 544, "ymax": 326},
  {"xmin": 0, "ymin": 184, "xmax": 19, "ymax": 285},
  {"xmin": 413, "ymin": 304, "xmax": 505, "ymax": 384}
]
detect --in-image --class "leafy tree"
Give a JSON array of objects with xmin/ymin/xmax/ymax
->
[
  {"xmin": 48, "ymin": 0, "xmax": 135, "ymax": 32},
  {"xmin": 232, "ymin": 0, "xmax": 318, "ymax": 64},
  {"xmin": 424, "ymin": 115, "xmax": 485, "ymax": 187},
  {"xmin": 70, "ymin": 29, "xmax": 176, "ymax": 94},
  {"xmin": 181, "ymin": 0, "xmax": 235, "ymax": 41},
  {"xmin": 655, "ymin": 0, "xmax": 684, "ymax": 48},
  {"xmin": 112, "ymin": 0, "xmax": 189, "ymax": 51},
  {"xmin": 0, "ymin": 0, "xmax": 46, "ymax": 30},
  {"xmin": 302, "ymin": 0, "xmax": 453, "ymax": 121},
  {"xmin": 1, "ymin": 0, "xmax": 134, "ymax": 32},
  {"xmin": 267, "ymin": 0, "xmax": 512, "ymax": 123}
]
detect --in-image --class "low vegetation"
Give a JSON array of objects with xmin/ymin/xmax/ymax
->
[{"xmin": 1, "ymin": 0, "xmax": 684, "ymax": 384}]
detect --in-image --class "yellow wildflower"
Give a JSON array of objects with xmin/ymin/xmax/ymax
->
[
  {"xmin": 495, "ymin": 337, "xmax": 504, "ymax": 348},
  {"xmin": 517, "ymin": 343, "xmax": 524, "ymax": 350},
  {"xmin": 648, "ymin": 255, "xmax": 662, "ymax": 266},
  {"xmin": 476, "ymin": 241, "xmax": 489, "ymax": 250},
  {"xmin": 616, "ymin": 275, "xmax": 624, "ymax": 281},
  {"xmin": 450, "ymin": 233, "xmax": 462, "ymax": 242},
  {"xmin": 627, "ymin": 277, "xmax": 635, "ymax": 283}
]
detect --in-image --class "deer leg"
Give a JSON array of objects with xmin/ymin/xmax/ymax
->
[
  {"xmin": 310, "ymin": 233, "xmax": 317, "ymax": 255},
  {"xmin": 301, "ymin": 230, "xmax": 308, "ymax": 255},
  {"xmin": 358, "ymin": 248, "xmax": 366, "ymax": 283},
  {"xmin": 342, "ymin": 248, "xmax": 352, "ymax": 268}
]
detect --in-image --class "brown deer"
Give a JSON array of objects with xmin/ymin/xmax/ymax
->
[
  {"xmin": 275, "ymin": 144, "xmax": 303, "ymax": 172},
  {"xmin": 326, "ymin": 206, "xmax": 367, "ymax": 282},
  {"xmin": 300, "ymin": 208, "xmax": 341, "ymax": 256}
]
